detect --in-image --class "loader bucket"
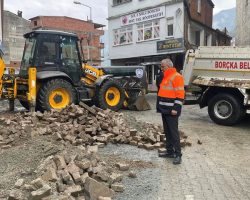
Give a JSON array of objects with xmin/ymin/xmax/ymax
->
[{"xmin": 128, "ymin": 95, "xmax": 151, "ymax": 111}]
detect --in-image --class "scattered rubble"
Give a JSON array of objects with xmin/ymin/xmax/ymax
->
[
  {"xmin": 0, "ymin": 102, "xmax": 191, "ymax": 199},
  {"xmin": 0, "ymin": 103, "xmax": 190, "ymax": 152},
  {"xmin": 7, "ymin": 150, "xmax": 124, "ymax": 200}
]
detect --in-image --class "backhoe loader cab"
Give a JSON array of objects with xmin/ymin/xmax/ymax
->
[{"xmin": 20, "ymin": 30, "xmax": 82, "ymax": 85}]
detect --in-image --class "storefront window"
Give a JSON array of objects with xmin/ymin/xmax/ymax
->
[
  {"xmin": 137, "ymin": 20, "xmax": 160, "ymax": 42},
  {"xmin": 113, "ymin": 26, "xmax": 133, "ymax": 46}
]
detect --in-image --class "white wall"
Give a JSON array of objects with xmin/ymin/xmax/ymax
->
[
  {"xmin": 108, "ymin": 2, "xmax": 184, "ymax": 60},
  {"xmin": 109, "ymin": 0, "xmax": 175, "ymax": 18}
]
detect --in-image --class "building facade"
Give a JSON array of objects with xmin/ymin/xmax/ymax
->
[
  {"xmin": 2, "ymin": 10, "xmax": 31, "ymax": 65},
  {"xmin": 108, "ymin": 0, "xmax": 231, "ymax": 91},
  {"xmin": 30, "ymin": 16, "xmax": 105, "ymax": 65},
  {"xmin": 236, "ymin": 0, "xmax": 250, "ymax": 46}
]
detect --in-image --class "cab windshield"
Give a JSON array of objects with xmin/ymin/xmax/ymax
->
[{"xmin": 20, "ymin": 37, "xmax": 36, "ymax": 73}]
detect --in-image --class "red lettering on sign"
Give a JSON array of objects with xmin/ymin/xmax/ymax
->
[
  {"xmin": 214, "ymin": 61, "xmax": 250, "ymax": 70},
  {"xmin": 215, "ymin": 61, "xmax": 218, "ymax": 68}
]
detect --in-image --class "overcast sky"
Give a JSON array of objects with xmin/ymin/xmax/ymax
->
[
  {"xmin": 5, "ymin": 0, "xmax": 235, "ymax": 27},
  {"xmin": 213, "ymin": 0, "xmax": 236, "ymax": 14}
]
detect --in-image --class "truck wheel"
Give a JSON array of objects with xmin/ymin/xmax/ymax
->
[
  {"xmin": 208, "ymin": 93, "xmax": 244, "ymax": 126},
  {"xmin": 98, "ymin": 79, "xmax": 125, "ymax": 111},
  {"xmin": 37, "ymin": 79, "xmax": 76, "ymax": 111}
]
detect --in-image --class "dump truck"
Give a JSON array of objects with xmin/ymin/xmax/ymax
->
[
  {"xmin": 183, "ymin": 46, "xmax": 250, "ymax": 126},
  {"xmin": 0, "ymin": 30, "xmax": 150, "ymax": 112}
]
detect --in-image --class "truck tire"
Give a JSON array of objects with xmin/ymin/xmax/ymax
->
[
  {"xmin": 208, "ymin": 93, "xmax": 244, "ymax": 126},
  {"xmin": 37, "ymin": 79, "xmax": 76, "ymax": 111},
  {"xmin": 98, "ymin": 79, "xmax": 125, "ymax": 111}
]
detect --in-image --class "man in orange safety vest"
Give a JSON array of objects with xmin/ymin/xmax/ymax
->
[{"xmin": 157, "ymin": 58, "xmax": 185, "ymax": 165}]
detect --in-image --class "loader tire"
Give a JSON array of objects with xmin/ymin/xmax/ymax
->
[
  {"xmin": 98, "ymin": 79, "xmax": 125, "ymax": 111},
  {"xmin": 19, "ymin": 100, "xmax": 29, "ymax": 110},
  {"xmin": 208, "ymin": 93, "xmax": 244, "ymax": 126},
  {"xmin": 37, "ymin": 79, "xmax": 76, "ymax": 111}
]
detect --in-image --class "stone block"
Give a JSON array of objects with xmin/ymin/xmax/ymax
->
[
  {"xmin": 8, "ymin": 189, "xmax": 25, "ymax": 200},
  {"xmin": 75, "ymin": 159, "xmax": 91, "ymax": 170},
  {"xmin": 30, "ymin": 184, "xmax": 51, "ymax": 200},
  {"xmin": 14, "ymin": 179, "xmax": 24, "ymax": 189},
  {"xmin": 54, "ymin": 155, "xmax": 67, "ymax": 170},
  {"xmin": 80, "ymin": 172, "xmax": 89, "ymax": 184},
  {"xmin": 111, "ymin": 183, "xmax": 124, "ymax": 192},
  {"xmin": 108, "ymin": 173, "xmax": 123, "ymax": 184},
  {"xmin": 143, "ymin": 143, "xmax": 155, "ymax": 150},
  {"xmin": 128, "ymin": 171, "xmax": 137, "ymax": 178},
  {"xmin": 84, "ymin": 177, "xmax": 115, "ymax": 200},
  {"xmin": 115, "ymin": 163, "xmax": 129, "ymax": 171},
  {"xmin": 41, "ymin": 168, "xmax": 58, "ymax": 182},
  {"xmin": 64, "ymin": 185, "xmax": 83, "ymax": 197}
]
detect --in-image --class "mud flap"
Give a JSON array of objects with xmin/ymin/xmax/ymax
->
[{"xmin": 128, "ymin": 95, "xmax": 151, "ymax": 111}]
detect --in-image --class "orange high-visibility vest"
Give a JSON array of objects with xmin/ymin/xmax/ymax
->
[{"xmin": 157, "ymin": 68, "xmax": 185, "ymax": 115}]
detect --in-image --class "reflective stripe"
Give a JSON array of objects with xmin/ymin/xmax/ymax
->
[
  {"xmin": 174, "ymin": 100, "xmax": 183, "ymax": 105},
  {"xmin": 174, "ymin": 86, "xmax": 185, "ymax": 91},
  {"xmin": 162, "ymin": 86, "xmax": 184, "ymax": 91},
  {"xmin": 170, "ymin": 73, "xmax": 178, "ymax": 82},
  {"xmin": 162, "ymin": 85, "xmax": 174, "ymax": 90},
  {"xmin": 159, "ymin": 101, "xmax": 174, "ymax": 106}
]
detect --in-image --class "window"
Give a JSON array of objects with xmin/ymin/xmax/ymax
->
[
  {"xmin": 137, "ymin": 20, "xmax": 160, "ymax": 42},
  {"xmin": 166, "ymin": 17, "xmax": 174, "ymax": 37},
  {"xmin": 195, "ymin": 31, "xmax": 200, "ymax": 46},
  {"xmin": 34, "ymin": 21, "xmax": 37, "ymax": 26},
  {"xmin": 22, "ymin": 38, "xmax": 36, "ymax": 70},
  {"xmin": 11, "ymin": 26, "xmax": 16, "ymax": 31},
  {"xmin": 36, "ymin": 41, "xmax": 57, "ymax": 66},
  {"xmin": 113, "ymin": 0, "xmax": 132, "ymax": 6},
  {"xmin": 61, "ymin": 36, "xmax": 81, "ymax": 70},
  {"xmin": 113, "ymin": 26, "xmax": 133, "ymax": 46},
  {"xmin": 197, "ymin": 0, "xmax": 201, "ymax": 13}
]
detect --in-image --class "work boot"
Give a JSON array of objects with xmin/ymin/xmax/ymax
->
[
  {"xmin": 173, "ymin": 156, "xmax": 182, "ymax": 165},
  {"xmin": 158, "ymin": 152, "xmax": 175, "ymax": 158}
]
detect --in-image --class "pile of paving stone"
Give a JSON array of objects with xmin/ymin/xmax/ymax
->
[
  {"xmin": 8, "ymin": 148, "xmax": 136, "ymax": 200},
  {"xmin": 0, "ymin": 102, "xmax": 190, "ymax": 151},
  {"xmin": 2, "ymin": 103, "xmax": 191, "ymax": 199}
]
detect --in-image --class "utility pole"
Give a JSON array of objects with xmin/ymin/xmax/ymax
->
[
  {"xmin": 73, "ymin": 1, "xmax": 92, "ymax": 22},
  {"xmin": 73, "ymin": 1, "xmax": 93, "ymax": 64}
]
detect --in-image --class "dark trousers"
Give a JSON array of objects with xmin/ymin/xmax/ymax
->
[{"xmin": 162, "ymin": 114, "xmax": 182, "ymax": 157}]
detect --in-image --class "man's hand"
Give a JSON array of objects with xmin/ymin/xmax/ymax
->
[{"xmin": 171, "ymin": 110, "xmax": 178, "ymax": 116}]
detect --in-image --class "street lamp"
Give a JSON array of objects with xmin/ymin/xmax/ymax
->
[{"xmin": 73, "ymin": 1, "xmax": 92, "ymax": 22}]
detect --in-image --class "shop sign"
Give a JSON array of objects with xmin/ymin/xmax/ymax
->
[
  {"xmin": 121, "ymin": 6, "xmax": 165, "ymax": 26},
  {"xmin": 157, "ymin": 38, "xmax": 184, "ymax": 52}
]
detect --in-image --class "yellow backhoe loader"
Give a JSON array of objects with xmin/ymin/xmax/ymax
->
[{"xmin": 0, "ymin": 30, "xmax": 150, "ymax": 112}]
